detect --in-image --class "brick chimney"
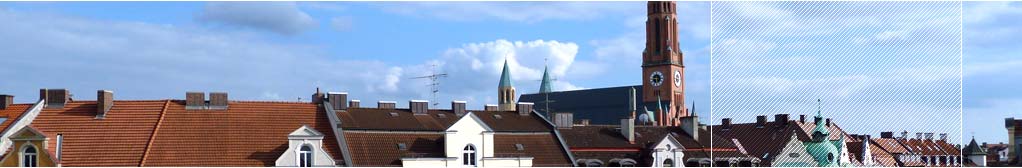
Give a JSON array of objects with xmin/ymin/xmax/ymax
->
[
  {"xmin": 881, "ymin": 132, "xmax": 894, "ymax": 138},
  {"xmin": 799, "ymin": 115, "xmax": 806, "ymax": 123},
  {"xmin": 924, "ymin": 133, "xmax": 934, "ymax": 140},
  {"xmin": 939, "ymin": 133, "xmax": 948, "ymax": 141},
  {"xmin": 311, "ymin": 88, "xmax": 324, "ymax": 105},
  {"xmin": 901, "ymin": 131, "xmax": 909, "ymax": 139},
  {"xmin": 620, "ymin": 118, "xmax": 635, "ymax": 143},
  {"xmin": 349, "ymin": 100, "xmax": 360, "ymax": 108},
  {"xmin": 484, "ymin": 104, "xmax": 498, "ymax": 111},
  {"xmin": 825, "ymin": 118, "xmax": 832, "ymax": 127},
  {"xmin": 516, "ymin": 102, "xmax": 533, "ymax": 116},
  {"xmin": 185, "ymin": 92, "xmax": 205, "ymax": 110},
  {"xmin": 327, "ymin": 92, "xmax": 348, "ymax": 111},
  {"xmin": 39, "ymin": 89, "xmax": 47, "ymax": 101},
  {"xmin": 208, "ymin": 92, "xmax": 228, "ymax": 110},
  {"xmin": 755, "ymin": 115, "xmax": 766, "ymax": 128},
  {"xmin": 43, "ymin": 89, "xmax": 70, "ymax": 109},
  {"xmin": 452, "ymin": 101, "xmax": 467, "ymax": 116},
  {"xmin": 916, "ymin": 132, "xmax": 923, "ymax": 140},
  {"xmin": 410, "ymin": 100, "xmax": 428, "ymax": 115},
  {"xmin": 553, "ymin": 113, "xmax": 573, "ymax": 128},
  {"xmin": 721, "ymin": 118, "xmax": 732, "ymax": 130},
  {"xmin": 774, "ymin": 114, "xmax": 789, "ymax": 127},
  {"xmin": 96, "ymin": 90, "xmax": 113, "ymax": 118},
  {"xmin": 0, "ymin": 94, "xmax": 12, "ymax": 110},
  {"xmin": 377, "ymin": 101, "xmax": 396, "ymax": 109}
]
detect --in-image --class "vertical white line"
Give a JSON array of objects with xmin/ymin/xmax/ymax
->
[
  {"xmin": 708, "ymin": 0, "xmax": 715, "ymax": 161},
  {"xmin": 959, "ymin": 0, "xmax": 965, "ymax": 146}
]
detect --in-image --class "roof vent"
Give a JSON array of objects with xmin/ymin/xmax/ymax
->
[
  {"xmin": 97, "ymin": 90, "xmax": 113, "ymax": 118},
  {"xmin": 328, "ymin": 92, "xmax": 348, "ymax": 110},
  {"xmin": 397, "ymin": 143, "xmax": 407, "ymax": 151},
  {"xmin": 493, "ymin": 114, "xmax": 502, "ymax": 120},
  {"xmin": 349, "ymin": 100, "xmax": 361, "ymax": 108},
  {"xmin": 437, "ymin": 114, "xmax": 447, "ymax": 118},
  {"xmin": 185, "ymin": 92, "xmax": 205, "ymax": 110},
  {"xmin": 43, "ymin": 89, "xmax": 70, "ymax": 109},
  {"xmin": 208, "ymin": 92, "xmax": 228, "ymax": 110},
  {"xmin": 0, "ymin": 94, "xmax": 12, "ymax": 110},
  {"xmin": 515, "ymin": 144, "xmax": 525, "ymax": 151},
  {"xmin": 410, "ymin": 100, "xmax": 428, "ymax": 115},
  {"xmin": 452, "ymin": 101, "xmax": 467, "ymax": 116},
  {"xmin": 378, "ymin": 101, "xmax": 396, "ymax": 109},
  {"xmin": 389, "ymin": 112, "xmax": 399, "ymax": 117}
]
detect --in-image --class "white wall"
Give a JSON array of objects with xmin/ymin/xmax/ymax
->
[
  {"xmin": 444, "ymin": 113, "xmax": 493, "ymax": 167},
  {"xmin": 651, "ymin": 136, "xmax": 684, "ymax": 167}
]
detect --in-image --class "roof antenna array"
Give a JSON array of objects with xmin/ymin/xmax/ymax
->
[{"xmin": 410, "ymin": 64, "xmax": 448, "ymax": 106}]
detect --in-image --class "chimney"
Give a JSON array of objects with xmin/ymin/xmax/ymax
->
[
  {"xmin": 327, "ymin": 92, "xmax": 348, "ymax": 110},
  {"xmin": 916, "ymin": 132, "xmax": 923, "ymax": 140},
  {"xmin": 377, "ymin": 101, "xmax": 396, "ymax": 109},
  {"xmin": 721, "ymin": 118, "xmax": 732, "ymax": 130},
  {"xmin": 311, "ymin": 88, "xmax": 324, "ymax": 104},
  {"xmin": 516, "ymin": 102, "xmax": 534, "ymax": 116},
  {"xmin": 940, "ymin": 133, "xmax": 948, "ymax": 141},
  {"xmin": 620, "ymin": 118, "xmax": 635, "ymax": 143},
  {"xmin": 881, "ymin": 132, "xmax": 894, "ymax": 138},
  {"xmin": 578, "ymin": 119, "xmax": 591, "ymax": 126},
  {"xmin": 185, "ymin": 92, "xmax": 205, "ymax": 110},
  {"xmin": 825, "ymin": 118, "xmax": 832, "ymax": 127},
  {"xmin": 681, "ymin": 116, "xmax": 699, "ymax": 141},
  {"xmin": 96, "ymin": 90, "xmax": 113, "ymax": 118},
  {"xmin": 484, "ymin": 104, "xmax": 498, "ymax": 111},
  {"xmin": 208, "ymin": 92, "xmax": 228, "ymax": 110},
  {"xmin": 901, "ymin": 131, "xmax": 909, "ymax": 139},
  {"xmin": 755, "ymin": 115, "xmax": 766, "ymax": 128},
  {"xmin": 39, "ymin": 88, "xmax": 47, "ymax": 101},
  {"xmin": 0, "ymin": 94, "xmax": 12, "ymax": 109},
  {"xmin": 410, "ymin": 100, "xmax": 428, "ymax": 115},
  {"xmin": 452, "ymin": 101, "xmax": 467, "ymax": 116},
  {"xmin": 553, "ymin": 113, "xmax": 573, "ymax": 128},
  {"xmin": 799, "ymin": 115, "xmax": 806, "ymax": 123},
  {"xmin": 924, "ymin": 133, "xmax": 934, "ymax": 140},
  {"xmin": 44, "ymin": 89, "xmax": 69, "ymax": 109},
  {"xmin": 349, "ymin": 100, "xmax": 361, "ymax": 108},
  {"xmin": 774, "ymin": 114, "xmax": 789, "ymax": 127}
]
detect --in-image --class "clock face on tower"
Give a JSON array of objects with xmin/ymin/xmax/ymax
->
[
  {"xmin": 650, "ymin": 71, "xmax": 664, "ymax": 87},
  {"xmin": 674, "ymin": 70, "xmax": 682, "ymax": 87}
]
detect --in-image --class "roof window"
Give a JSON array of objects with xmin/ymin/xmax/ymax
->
[
  {"xmin": 515, "ymin": 144, "xmax": 525, "ymax": 151},
  {"xmin": 397, "ymin": 143, "xmax": 407, "ymax": 150}
]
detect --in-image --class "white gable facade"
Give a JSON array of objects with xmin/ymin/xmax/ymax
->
[
  {"xmin": 651, "ymin": 135, "xmax": 684, "ymax": 167},
  {"xmin": 275, "ymin": 125, "xmax": 336, "ymax": 167},
  {"xmin": 400, "ymin": 112, "xmax": 533, "ymax": 167}
]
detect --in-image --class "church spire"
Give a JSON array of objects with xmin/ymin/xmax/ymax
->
[
  {"xmin": 497, "ymin": 59, "xmax": 517, "ymax": 111},
  {"xmin": 539, "ymin": 65, "xmax": 552, "ymax": 93},
  {"xmin": 499, "ymin": 59, "xmax": 512, "ymax": 88}
]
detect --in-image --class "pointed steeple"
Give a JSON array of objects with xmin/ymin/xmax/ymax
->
[
  {"xmin": 539, "ymin": 65, "xmax": 552, "ymax": 93},
  {"xmin": 499, "ymin": 59, "xmax": 513, "ymax": 88},
  {"xmin": 811, "ymin": 99, "xmax": 830, "ymax": 141}
]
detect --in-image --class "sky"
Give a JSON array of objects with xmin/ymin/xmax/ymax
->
[{"xmin": 0, "ymin": 1, "xmax": 1018, "ymax": 145}]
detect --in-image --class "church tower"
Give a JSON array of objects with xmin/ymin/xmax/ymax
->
[
  {"xmin": 498, "ymin": 60, "xmax": 517, "ymax": 111},
  {"xmin": 642, "ymin": 1, "xmax": 687, "ymax": 126}
]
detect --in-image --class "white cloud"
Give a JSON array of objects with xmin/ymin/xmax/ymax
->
[
  {"xmin": 196, "ymin": 2, "xmax": 318, "ymax": 35},
  {"xmin": 378, "ymin": 2, "xmax": 641, "ymax": 23}
]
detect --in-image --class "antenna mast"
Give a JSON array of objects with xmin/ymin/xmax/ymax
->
[{"xmin": 411, "ymin": 64, "xmax": 448, "ymax": 106}]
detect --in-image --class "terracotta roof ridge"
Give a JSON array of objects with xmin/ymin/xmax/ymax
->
[{"xmin": 138, "ymin": 99, "xmax": 171, "ymax": 167}]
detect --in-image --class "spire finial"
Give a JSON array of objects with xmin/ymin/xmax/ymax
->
[{"xmin": 816, "ymin": 99, "xmax": 823, "ymax": 117}]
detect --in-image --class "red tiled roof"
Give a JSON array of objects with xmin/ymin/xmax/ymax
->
[
  {"xmin": 342, "ymin": 131, "xmax": 444, "ymax": 167},
  {"xmin": 0, "ymin": 103, "xmax": 32, "ymax": 135},
  {"xmin": 31, "ymin": 100, "xmax": 167, "ymax": 167},
  {"xmin": 713, "ymin": 121, "xmax": 806, "ymax": 165},
  {"xmin": 142, "ymin": 101, "xmax": 341, "ymax": 166},
  {"xmin": 868, "ymin": 141, "xmax": 900, "ymax": 167},
  {"xmin": 493, "ymin": 133, "xmax": 573, "ymax": 167},
  {"xmin": 873, "ymin": 138, "xmax": 909, "ymax": 154}
]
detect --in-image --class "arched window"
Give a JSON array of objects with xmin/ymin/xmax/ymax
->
[
  {"xmin": 22, "ymin": 145, "xmax": 38, "ymax": 167},
  {"xmin": 663, "ymin": 158, "xmax": 674, "ymax": 167},
  {"xmin": 463, "ymin": 144, "xmax": 477, "ymax": 166},
  {"xmin": 298, "ymin": 145, "xmax": 313, "ymax": 167}
]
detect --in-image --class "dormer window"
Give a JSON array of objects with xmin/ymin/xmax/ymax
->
[
  {"xmin": 276, "ymin": 125, "xmax": 336, "ymax": 167},
  {"xmin": 22, "ymin": 145, "xmax": 38, "ymax": 167},
  {"xmin": 299, "ymin": 145, "xmax": 313, "ymax": 167}
]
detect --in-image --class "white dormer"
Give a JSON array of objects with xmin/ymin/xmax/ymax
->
[
  {"xmin": 401, "ymin": 112, "xmax": 533, "ymax": 167},
  {"xmin": 275, "ymin": 125, "xmax": 336, "ymax": 167},
  {"xmin": 651, "ymin": 135, "xmax": 684, "ymax": 167}
]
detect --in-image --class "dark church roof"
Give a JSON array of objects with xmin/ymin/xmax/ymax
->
[{"xmin": 521, "ymin": 85, "xmax": 670, "ymax": 125}]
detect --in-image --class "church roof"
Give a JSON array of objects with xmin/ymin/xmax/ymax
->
[
  {"xmin": 499, "ymin": 60, "xmax": 513, "ymax": 88},
  {"xmin": 964, "ymin": 137, "xmax": 987, "ymax": 156},
  {"xmin": 521, "ymin": 85, "xmax": 671, "ymax": 125}
]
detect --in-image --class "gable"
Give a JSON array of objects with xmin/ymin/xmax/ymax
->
[
  {"xmin": 9, "ymin": 127, "xmax": 45, "ymax": 140},
  {"xmin": 446, "ymin": 112, "xmax": 493, "ymax": 132},
  {"xmin": 655, "ymin": 134, "xmax": 685, "ymax": 150},
  {"xmin": 288, "ymin": 125, "xmax": 325, "ymax": 138}
]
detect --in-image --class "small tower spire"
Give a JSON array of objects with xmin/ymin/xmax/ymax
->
[
  {"xmin": 539, "ymin": 65, "xmax": 552, "ymax": 93},
  {"xmin": 497, "ymin": 59, "xmax": 517, "ymax": 111}
]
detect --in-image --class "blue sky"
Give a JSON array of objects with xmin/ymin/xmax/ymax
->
[
  {"xmin": 0, "ymin": 1, "xmax": 1018, "ymax": 145},
  {"xmin": 0, "ymin": 2, "xmax": 711, "ymax": 117}
]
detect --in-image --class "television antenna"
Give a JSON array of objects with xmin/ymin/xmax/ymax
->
[{"xmin": 410, "ymin": 64, "xmax": 448, "ymax": 106}]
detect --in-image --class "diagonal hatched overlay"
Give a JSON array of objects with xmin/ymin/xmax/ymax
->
[{"xmin": 710, "ymin": 1, "xmax": 962, "ymax": 165}]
